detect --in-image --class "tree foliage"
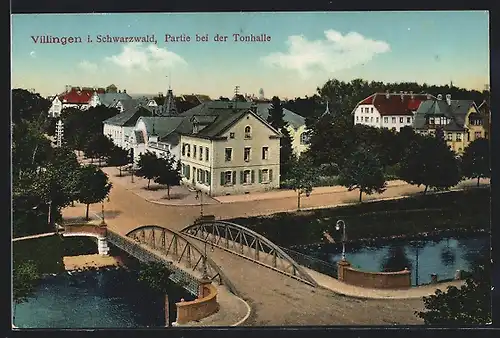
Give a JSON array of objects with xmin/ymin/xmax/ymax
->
[
  {"xmin": 338, "ymin": 147, "xmax": 387, "ymax": 202},
  {"xmin": 13, "ymin": 260, "xmax": 40, "ymax": 304},
  {"xmin": 416, "ymin": 262, "xmax": 491, "ymax": 325},
  {"xmin": 153, "ymin": 152, "xmax": 182, "ymax": 199},
  {"xmin": 136, "ymin": 151, "xmax": 161, "ymax": 189},
  {"xmin": 107, "ymin": 146, "xmax": 132, "ymax": 176},
  {"xmin": 461, "ymin": 138, "xmax": 490, "ymax": 186},
  {"xmin": 287, "ymin": 155, "xmax": 319, "ymax": 209},
  {"xmin": 398, "ymin": 136, "xmax": 461, "ymax": 194},
  {"xmin": 83, "ymin": 134, "xmax": 116, "ymax": 165},
  {"xmin": 76, "ymin": 165, "xmax": 112, "ymax": 220},
  {"xmin": 267, "ymin": 96, "xmax": 294, "ymax": 179},
  {"xmin": 12, "ymin": 89, "xmax": 51, "ymax": 125}
]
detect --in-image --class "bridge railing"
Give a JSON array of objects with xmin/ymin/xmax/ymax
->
[{"xmin": 279, "ymin": 246, "xmax": 338, "ymax": 278}]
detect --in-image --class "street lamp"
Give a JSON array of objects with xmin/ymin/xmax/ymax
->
[
  {"xmin": 100, "ymin": 197, "xmax": 109, "ymax": 227},
  {"xmin": 195, "ymin": 190, "xmax": 204, "ymax": 217},
  {"xmin": 335, "ymin": 219, "xmax": 347, "ymax": 261}
]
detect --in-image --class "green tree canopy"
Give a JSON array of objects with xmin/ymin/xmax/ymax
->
[
  {"xmin": 267, "ymin": 96, "xmax": 294, "ymax": 179},
  {"xmin": 461, "ymin": 138, "xmax": 490, "ymax": 186},
  {"xmin": 398, "ymin": 136, "xmax": 461, "ymax": 194},
  {"xmin": 338, "ymin": 147, "xmax": 387, "ymax": 202},
  {"xmin": 76, "ymin": 165, "xmax": 112, "ymax": 220},
  {"xmin": 153, "ymin": 152, "xmax": 182, "ymax": 199},
  {"xmin": 12, "ymin": 89, "xmax": 51, "ymax": 125},
  {"xmin": 416, "ymin": 262, "xmax": 491, "ymax": 325},
  {"xmin": 136, "ymin": 151, "xmax": 161, "ymax": 189},
  {"xmin": 287, "ymin": 155, "xmax": 320, "ymax": 210},
  {"xmin": 108, "ymin": 146, "xmax": 132, "ymax": 176}
]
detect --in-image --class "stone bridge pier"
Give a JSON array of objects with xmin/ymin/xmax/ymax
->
[{"xmin": 62, "ymin": 224, "xmax": 110, "ymax": 256}]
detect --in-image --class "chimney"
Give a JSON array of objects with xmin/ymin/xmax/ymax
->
[
  {"xmin": 123, "ymin": 89, "xmax": 127, "ymax": 94},
  {"xmin": 446, "ymin": 94, "xmax": 451, "ymax": 105},
  {"xmin": 385, "ymin": 90, "xmax": 390, "ymax": 99},
  {"xmin": 400, "ymin": 91, "xmax": 404, "ymax": 101},
  {"xmin": 118, "ymin": 90, "xmax": 122, "ymax": 93},
  {"xmin": 410, "ymin": 91, "xmax": 414, "ymax": 99},
  {"xmin": 437, "ymin": 94, "xmax": 443, "ymax": 100}
]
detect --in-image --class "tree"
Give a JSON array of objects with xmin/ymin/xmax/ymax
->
[
  {"xmin": 398, "ymin": 136, "xmax": 461, "ymax": 194},
  {"xmin": 287, "ymin": 155, "xmax": 320, "ymax": 210},
  {"xmin": 83, "ymin": 134, "xmax": 115, "ymax": 166},
  {"xmin": 76, "ymin": 165, "xmax": 112, "ymax": 220},
  {"xmin": 416, "ymin": 262, "xmax": 491, "ymax": 325},
  {"xmin": 267, "ymin": 96, "xmax": 294, "ymax": 179},
  {"xmin": 461, "ymin": 138, "xmax": 490, "ymax": 187},
  {"xmin": 153, "ymin": 152, "xmax": 182, "ymax": 199},
  {"xmin": 13, "ymin": 260, "xmax": 40, "ymax": 324},
  {"xmin": 12, "ymin": 89, "xmax": 51, "ymax": 125},
  {"xmin": 338, "ymin": 147, "xmax": 387, "ymax": 202},
  {"xmin": 107, "ymin": 146, "xmax": 131, "ymax": 176},
  {"xmin": 136, "ymin": 151, "xmax": 161, "ymax": 189}
]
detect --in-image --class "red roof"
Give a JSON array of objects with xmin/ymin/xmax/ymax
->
[
  {"xmin": 58, "ymin": 87, "xmax": 105, "ymax": 104},
  {"xmin": 358, "ymin": 93, "xmax": 434, "ymax": 116}
]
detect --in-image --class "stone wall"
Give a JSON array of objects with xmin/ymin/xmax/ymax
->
[
  {"xmin": 337, "ymin": 260, "xmax": 411, "ymax": 289},
  {"xmin": 175, "ymin": 284, "xmax": 219, "ymax": 324}
]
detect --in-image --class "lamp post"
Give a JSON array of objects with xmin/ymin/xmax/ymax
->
[
  {"xmin": 100, "ymin": 198, "xmax": 107, "ymax": 226},
  {"xmin": 336, "ymin": 219, "xmax": 347, "ymax": 261},
  {"xmin": 195, "ymin": 190, "xmax": 204, "ymax": 217}
]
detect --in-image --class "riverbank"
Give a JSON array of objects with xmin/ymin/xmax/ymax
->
[
  {"xmin": 228, "ymin": 188, "xmax": 490, "ymax": 248},
  {"xmin": 63, "ymin": 254, "xmax": 125, "ymax": 271}
]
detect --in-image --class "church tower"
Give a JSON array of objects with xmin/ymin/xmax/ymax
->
[{"xmin": 159, "ymin": 75, "xmax": 178, "ymax": 116}]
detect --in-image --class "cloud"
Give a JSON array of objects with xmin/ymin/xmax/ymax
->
[
  {"xmin": 105, "ymin": 43, "xmax": 187, "ymax": 72},
  {"xmin": 78, "ymin": 60, "xmax": 98, "ymax": 73},
  {"xmin": 261, "ymin": 30, "xmax": 390, "ymax": 77},
  {"xmin": 29, "ymin": 51, "xmax": 36, "ymax": 58}
]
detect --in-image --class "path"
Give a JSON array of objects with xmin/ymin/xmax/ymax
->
[{"xmin": 12, "ymin": 232, "xmax": 57, "ymax": 242}]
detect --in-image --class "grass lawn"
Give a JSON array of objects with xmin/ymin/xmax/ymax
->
[
  {"xmin": 13, "ymin": 235, "xmax": 98, "ymax": 274},
  {"xmin": 227, "ymin": 188, "xmax": 490, "ymax": 248}
]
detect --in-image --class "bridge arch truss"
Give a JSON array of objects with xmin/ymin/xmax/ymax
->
[
  {"xmin": 122, "ymin": 225, "xmax": 237, "ymax": 294},
  {"xmin": 181, "ymin": 220, "xmax": 318, "ymax": 287}
]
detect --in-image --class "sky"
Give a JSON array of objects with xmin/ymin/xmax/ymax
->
[{"xmin": 11, "ymin": 11, "xmax": 490, "ymax": 99}]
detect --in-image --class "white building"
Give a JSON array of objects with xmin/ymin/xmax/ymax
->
[
  {"xmin": 48, "ymin": 87, "xmax": 105, "ymax": 117},
  {"xmin": 103, "ymin": 106, "xmax": 155, "ymax": 150},
  {"xmin": 352, "ymin": 91, "xmax": 436, "ymax": 132}
]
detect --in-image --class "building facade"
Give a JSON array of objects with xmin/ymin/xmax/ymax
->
[
  {"xmin": 179, "ymin": 109, "xmax": 281, "ymax": 196},
  {"xmin": 103, "ymin": 106, "xmax": 155, "ymax": 150},
  {"xmin": 413, "ymin": 95, "xmax": 488, "ymax": 154},
  {"xmin": 352, "ymin": 92, "xmax": 435, "ymax": 132},
  {"xmin": 48, "ymin": 86, "xmax": 105, "ymax": 117}
]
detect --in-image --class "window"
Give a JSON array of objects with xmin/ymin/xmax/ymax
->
[
  {"xmin": 356, "ymin": 116, "xmax": 359, "ymax": 122},
  {"xmin": 186, "ymin": 144, "xmax": 191, "ymax": 157},
  {"xmin": 300, "ymin": 133, "xmax": 309, "ymax": 145},
  {"xmin": 230, "ymin": 132, "xmax": 235, "ymax": 139},
  {"xmin": 243, "ymin": 170, "xmax": 252, "ymax": 184},
  {"xmin": 456, "ymin": 133, "xmax": 462, "ymax": 141},
  {"xmin": 262, "ymin": 147, "xmax": 269, "ymax": 160},
  {"xmin": 205, "ymin": 170, "xmax": 210, "ymax": 185},
  {"xmin": 407, "ymin": 117, "xmax": 411, "ymax": 124},
  {"xmin": 384, "ymin": 117, "xmax": 388, "ymax": 124},
  {"xmin": 244, "ymin": 126, "xmax": 252, "ymax": 139},
  {"xmin": 365, "ymin": 117, "xmax": 369, "ymax": 122},
  {"xmin": 399, "ymin": 117, "xmax": 404, "ymax": 123},
  {"xmin": 205, "ymin": 147, "xmax": 209, "ymax": 161},
  {"xmin": 429, "ymin": 117, "xmax": 435, "ymax": 125},
  {"xmin": 225, "ymin": 148, "xmax": 232, "ymax": 161},
  {"xmin": 185, "ymin": 165, "xmax": 190, "ymax": 179},
  {"xmin": 224, "ymin": 171, "xmax": 232, "ymax": 185},
  {"xmin": 361, "ymin": 108, "xmax": 364, "ymax": 113},
  {"xmin": 392, "ymin": 117, "xmax": 396, "ymax": 123},
  {"xmin": 199, "ymin": 148, "xmax": 203, "ymax": 161},
  {"xmin": 370, "ymin": 117, "xmax": 373, "ymax": 122},
  {"xmin": 244, "ymin": 147, "xmax": 251, "ymax": 162},
  {"xmin": 376, "ymin": 117, "xmax": 379, "ymax": 123},
  {"xmin": 193, "ymin": 145, "xmax": 197, "ymax": 158},
  {"xmin": 475, "ymin": 131, "xmax": 482, "ymax": 139},
  {"xmin": 259, "ymin": 169, "xmax": 273, "ymax": 183},
  {"xmin": 447, "ymin": 133, "xmax": 453, "ymax": 141},
  {"xmin": 370, "ymin": 108, "xmax": 374, "ymax": 114}
]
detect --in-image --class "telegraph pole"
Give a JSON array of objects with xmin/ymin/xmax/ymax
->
[{"xmin": 234, "ymin": 85, "xmax": 240, "ymax": 110}]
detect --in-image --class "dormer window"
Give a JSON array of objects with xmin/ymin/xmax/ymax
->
[{"xmin": 244, "ymin": 126, "xmax": 252, "ymax": 139}]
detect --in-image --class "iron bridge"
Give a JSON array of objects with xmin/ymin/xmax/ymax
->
[
  {"xmin": 180, "ymin": 220, "xmax": 319, "ymax": 287},
  {"xmin": 107, "ymin": 227, "xmax": 238, "ymax": 296}
]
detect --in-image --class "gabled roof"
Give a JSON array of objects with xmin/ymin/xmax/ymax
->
[
  {"xmin": 180, "ymin": 101, "xmax": 254, "ymax": 117},
  {"xmin": 97, "ymin": 92, "xmax": 133, "ymax": 106},
  {"xmin": 137, "ymin": 116, "xmax": 186, "ymax": 141},
  {"xmin": 59, "ymin": 87, "xmax": 103, "ymax": 104},
  {"xmin": 354, "ymin": 92, "xmax": 435, "ymax": 116},
  {"xmin": 104, "ymin": 106, "xmax": 153, "ymax": 127},
  {"xmin": 477, "ymin": 100, "xmax": 490, "ymax": 113},
  {"xmin": 254, "ymin": 102, "xmax": 305, "ymax": 128},
  {"xmin": 413, "ymin": 99, "xmax": 475, "ymax": 131}
]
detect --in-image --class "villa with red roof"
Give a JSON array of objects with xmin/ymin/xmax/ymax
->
[
  {"xmin": 48, "ymin": 86, "xmax": 105, "ymax": 117},
  {"xmin": 352, "ymin": 91, "xmax": 436, "ymax": 132}
]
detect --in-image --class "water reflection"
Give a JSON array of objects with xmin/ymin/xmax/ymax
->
[{"xmin": 316, "ymin": 235, "xmax": 489, "ymax": 286}]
